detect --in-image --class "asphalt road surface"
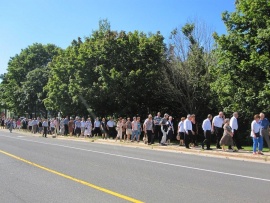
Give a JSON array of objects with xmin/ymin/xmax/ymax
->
[{"xmin": 0, "ymin": 130, "xmax": 269, "ymax": 203}]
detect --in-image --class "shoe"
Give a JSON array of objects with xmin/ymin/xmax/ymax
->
[
  {"xmin": 217, "ymin": 147, "xmax": 222, "ymax": 149},
  {"xmin": 233, "ymin": 149, "xmax": 238, "ymax": 152},
  {"xmin": 186, "ymin": 147, "xmax": 191, "ymax": 149},
  {"xmin": 258, "ymin": 152, "xmax": 264, "ymax": 155},
  {"xmin": 206, "ymin": 148, "xmax": 212, "ymax": 150}
]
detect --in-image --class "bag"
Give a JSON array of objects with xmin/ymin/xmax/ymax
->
[
  {"xmin": 176, "ymin": 134, "xmax": 180, "ymax": 141},
  {"xmin": 143, "ymin": 134, "xmax": 148, "ymax": 144}
]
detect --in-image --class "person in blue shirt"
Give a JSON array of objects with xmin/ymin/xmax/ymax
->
[{"xmin": 259, "ymin": 113, "xmax": 270, "ymax": 150}]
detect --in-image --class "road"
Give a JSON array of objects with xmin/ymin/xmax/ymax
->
[{"xmin": 0, "ymin": 130, "xmax": 269, "ymax": 203}]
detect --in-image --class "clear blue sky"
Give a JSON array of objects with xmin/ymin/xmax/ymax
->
[{"xmin": 0, "ymin": 0, "xmax": 235, "ymax": 76}]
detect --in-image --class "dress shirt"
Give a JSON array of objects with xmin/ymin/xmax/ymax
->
[
  {"xmin": 212, "ymin": 116, "xmax": 224, "ymax": 128},
  {"xmin": 94, "ymin": 120, "xmax": 101, "ymax": 127},
  {"xmin": 178, "ymin": 121, "xmax": 185, "ymax": 132},
  {"xmin": 202, "ymin": 118, "xmax": 211, "ymax": 131},
  {"xmin": 184, "ymin": 119, "xmax": 192, "ymax": 133},
  {"xmin": 42, "ymin": 121, "xmax": 48, "ymax": 127},
  {"xmin": 259, "ymin": 118, "xmax": 269, "ymax": 129},
  {"xmin": 75, "ymin": 121, "xmax": 81, "ymax": 128},
  {"xmin": 107, "ymin": 120, "xmax": 114, "ymax": 127},
  {"xmin": 81, "ymin": 121, "xmax": 86, "ymax": 128},
  {"xmin": 229, "ymin": 116, "xmax": 238, "ymax": 133}
]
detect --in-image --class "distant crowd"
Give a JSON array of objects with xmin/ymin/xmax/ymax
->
[{"xmin": 1, "ymin": 111, "xmax": 269, "ymax": 155}]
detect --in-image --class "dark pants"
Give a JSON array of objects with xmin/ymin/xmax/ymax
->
[
  {"xmin": 75, "ymin": 127, "xmax": 81, "ymax": 135},
  {"xmin": 154, "ymin": 125, "xmax": 162, "ymax": 143},
  {"xmin": 93, "ymin": 127, "xmax": 101, "ymax": 136},
  {"xmin": 202, "ymin": 130, "xmax": 211, "ymax": 149},
  {"xmin": 64, "ymin": 124, "xmax": 68, "ymax": 135},
  {"xmin": 108, "ymin": 127, "xmax": 114, "ymax": 138},
  {"xmin": 214, "ymin": 127, "xmax": 223, "ymax": 148},
  {"xmin": 43, "ymin": 127, "xmax": 48, "ymax": 137},
  {"xmin": 147, "ymin": 130, "xmax": 154, "ymax": 144},
  {"xmin": 185, "ymin": 130, "xmax": 192, "ymax": 148},
  {"xmin": 232, "ymin": 129, "xmax": 242, "ymax": 149}
]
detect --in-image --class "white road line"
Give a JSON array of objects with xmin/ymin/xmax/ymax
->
[{"xmin": 1, "ymin": 134, "xmax": 270, "ymax": 183}]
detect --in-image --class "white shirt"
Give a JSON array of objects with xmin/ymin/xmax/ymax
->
[
  {"xmin": 250, "ymin": 120, "xmax": 261, "ymax": 137},
  {"xmin": 184, "ymin": 119, "xmax": 192, "ymax": 133},
  {"xmin": 230, "ymin": 116, "xmax": 238, "ymax": 133},
  {"xmin": 212, "ymin": 116, "xmax": 224, "ymax": 128},
  {"xmin": 178, "ymin": 121, "xmax": 184, "ymax": 132},
  {"xmin": 202, "ymin": 118, "xmax": 211, "ymax": 131}
]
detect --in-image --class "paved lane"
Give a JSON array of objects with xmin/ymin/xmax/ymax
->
[{"xmin": 0, "ymin": 130, "xmax": 269, "ymax": 203}]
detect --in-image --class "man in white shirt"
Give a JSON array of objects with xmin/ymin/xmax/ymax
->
[
  {"xmin": 202, "ymin": 114, "xmax": 213, "ymax": 150},
  {"xmin": 183, "ymin": 114, "xmax": 193, "ymax": 149},
  {"xmin": 212, "ymin": 112, "xmax": 225, "ymax": 149},
  {"xmin": 229, "ymin": 112, "xmax": 242, "ymax": 150}
]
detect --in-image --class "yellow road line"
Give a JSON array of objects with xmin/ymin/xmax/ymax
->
[{"xmin": 0, "ymin": 150, "xmax": 144, "ymax": 203}]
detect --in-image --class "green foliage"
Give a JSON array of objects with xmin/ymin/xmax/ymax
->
[
  {"xmin": 45, "ymin": 20, "xmax": 166, "ymax": 117},
  {"xmin": 163, "ymin": 21, "xmax": 216, "ymax": 119},
  {"xmin": 1, "ymin": 43, "xmax": 61, "ymax": 117},
  {"xmin": 212, "ymin": 0, "xmax": 270, "ymax": 118}
]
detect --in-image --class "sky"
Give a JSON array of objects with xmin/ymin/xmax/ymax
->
[{"xmin": 0, "ymin": 0, "xmax": 235, "ymax": 76}]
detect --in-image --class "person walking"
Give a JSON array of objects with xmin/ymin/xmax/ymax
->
[
  {"xmin": 166, "ymin": 116, "xmax": 174, "ymax": 145},
  {"xmin": 220, "ymin": 118, "xmax": 238, "ymax": 152},
  {"xmin": 143, "ymin": 114, "xmax": 154, "ymax": 145},
  {"xmin": 42, "ymin": 119, "xmax": 48, "ymax": 138},
  {"xmin": 251, "ymin": 114, "xmax": 264, "ymax": 155},
  {"xmin": 68, "ymin": 117, "xmax": 74, "ymax": 136},
  {"xmin": 64, "ymin": 116, "xmax": 69, "ymax": 136},
  {"xmin": 202, "ymin": 114, "xmax": 212, "ymax": 150},
  {"xmin": 131, "ymin": 117, "xmax": 138, "ymax": 142},
  {"xmin": 230, "ymin": 112, "xmax": 243, "ymax": 150},
  {"xmin": 177, "ymin": 117, "xmax": 185, "ymax": 146},
  {"xmin": 115, "ymin": 117, "xmax": 123, "ymax": 142},
  {"xmin": 184, "ymin": 114, "xmax": 193, "ymax": 149},
  {"xmin": 125, "ymin": 117, "xmax": 132, "ymax": 142},
  {"xmin": 154, "ymin": 112, "xmax": 162, "ymax": 144},
  {"xmin": 212, "ymin": 112, "xmax": 225, "ymax": 149},
  {"xmin": 259, "ymin": 113, "xmax": 270, "ymax": 150}
]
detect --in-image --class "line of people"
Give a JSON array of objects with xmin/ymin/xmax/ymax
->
[{"xmin": 2, "ymin": 111, "xmax": 270, "ymax": 154}]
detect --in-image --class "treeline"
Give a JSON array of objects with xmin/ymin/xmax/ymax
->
[{"xmin": 1, "ymin": 0, "xmax": 270, "ymax": 133}]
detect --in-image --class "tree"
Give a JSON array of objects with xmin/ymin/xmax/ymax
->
[
  {"xmin": 45, "ymin": 20, "xmax": 166, "ymax": 118},
  {"xmin": 2, "ymin": 43, "xmax": 60, "ymax": 117},
  {"xmin": 162, "ymin": 20, "xmax": 216, "ymax": 119},
  {"xmin": 212, "ymin": 0, "xmax": 270, "ymax": 118}
]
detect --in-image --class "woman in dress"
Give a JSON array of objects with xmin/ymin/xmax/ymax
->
[
  {"xmin": 68, "ymin": 117, "xmax": 74, "ymax": 136},
  {"xmin": 84, "ymin": 118, "xmax": 92, "ymax": 138},
  {"xmin": 166, "ymin": 116, "xmax": 174, "ymax": 145},
  {"xmin": 115, "ymin": 117, "xmax": 123, "ymax": 142},
  {"xmin": 220, "ymin": 118, "xmax": 238, "ymax": 152},
  {"xmin": 251, "ymin": 114, "xmax": 263, "ymax": 155}
]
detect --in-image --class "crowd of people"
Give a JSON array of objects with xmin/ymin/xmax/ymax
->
[{"xmin": 1, "ymin": 111, "xmax": 270, "ymax": 155}]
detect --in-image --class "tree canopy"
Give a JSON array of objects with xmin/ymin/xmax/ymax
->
[{"xmin": 212, "ymin": 0, "xmax": 270, "ymax": 118}]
